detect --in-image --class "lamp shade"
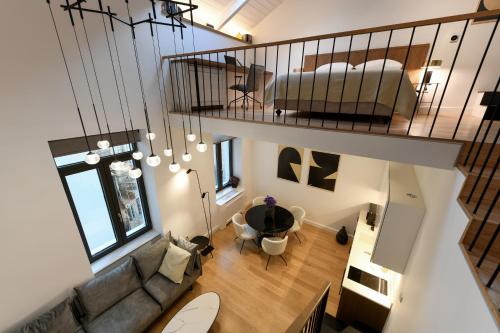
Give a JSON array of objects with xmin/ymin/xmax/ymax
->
[
  {"xmin": 85, "ymin": 152, "xmax": 100, "ymax": 165},
  {"xmin": 132, "ymin": 151, "xmax": 144, "ymax": 160},
  {"xmin": 146, "ymin": 154, "xmax": 161, "ymax": 167},
  {"xmin": 196, "ymin": 142, "xmax": 207, "ymax": 153}
]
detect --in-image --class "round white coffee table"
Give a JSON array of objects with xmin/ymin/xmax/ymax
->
[{"xmin": 162, "ymin": 292, "xmax": 220, "ymax": 333}]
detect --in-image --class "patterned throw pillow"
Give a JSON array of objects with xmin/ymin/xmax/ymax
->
[{"xmin": 175, "ymin": 237, "xmax": 199, "ymax": 276}]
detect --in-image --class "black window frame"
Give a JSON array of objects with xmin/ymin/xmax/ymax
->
[
  {"xmin": 57, "ymin": 146, "xmax": 152, "ymax": 263},
  {"xmin": 214, "ymin": 139, "xmax": 234, "ymax": 192}
]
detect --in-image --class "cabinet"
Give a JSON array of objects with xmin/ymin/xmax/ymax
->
[{"xmin": 371, "ymin": 162, "xmax": 425, "ymax": 274}]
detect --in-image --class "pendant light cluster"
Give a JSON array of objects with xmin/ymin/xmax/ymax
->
[{"xmin": 47, "ymin": 0, "xmax": 206, "ymax": 177}]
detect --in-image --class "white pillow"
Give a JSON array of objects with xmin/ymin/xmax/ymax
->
[
  {"xmin": 316, "ymin": 62, "xmax": 353, "ymax": 72},
  {"xmin": 363, "ymin": 59, "xmax": 402, "ymax": 70},
  {"xmin": 158, "ymin": 243, "xmax": 191, "ymax": 284}
]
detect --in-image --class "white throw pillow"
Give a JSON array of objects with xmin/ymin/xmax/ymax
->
[
  {"xmin": 363, "ymin": 59, "xmax": 402, "ymax": 70},
  {"xmin": 316, "ymin": 62, "xmax": 352, "ymax": 72},
  {"xmin": 158, "ymin": 243, "xmax": 191, "ymax": 284}
]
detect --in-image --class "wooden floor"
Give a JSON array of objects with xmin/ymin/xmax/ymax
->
[
  {"xmin": 179, "ymin": 105, "xmax": 498, "ymax": 143},
  {"xmin": 147, "ymin": 223, "xmax": 350, "ymax": 333}
]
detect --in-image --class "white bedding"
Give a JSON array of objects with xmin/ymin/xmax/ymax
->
[{"xmin": 264, "ymin": 67, "xmax": 417, "ymax": 119}]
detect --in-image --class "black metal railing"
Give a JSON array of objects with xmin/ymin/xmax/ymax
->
[
  {"xmin": 164, "ymin": 10, "xmax": 499, "ymax": 142},
  {"xmin": 285, "ymin": 281, "xmax": 330, "ymax": 333},
  {"xmin": 163, "ymin": 10, "xmax": 500, "ymax": 312}
]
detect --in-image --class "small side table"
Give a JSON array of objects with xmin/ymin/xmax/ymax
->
[
  {"xmin": 190, "ymin": 235, "xmax": 214, "ymax": 258},
  {"xmin": 414, "ymin": 82, "xmax": 439, "ymax": 115}
]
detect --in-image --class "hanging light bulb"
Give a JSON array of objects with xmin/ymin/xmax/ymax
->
[
  {"xmin": 128, "ymin": 167, "xmax": 142, "ymax": 179},
  {"xmin": 187, "ymin": 133, "xmax": 196, "ymax": 142},
  {"xmin": 164, "ymin": 148, "xmax": 173, "ymax": 157},
  {"xmin": 146, "ymin": 132, "xmax": 156, "ymax": 141},
  {"xmin": 182, "ymin": 152, "xmax": 192, "ymax": 162},
  {"xmin": 196, "ymin": 142, "xmax": 207, "ymax": 153},
  {"xmin": 132, "ymin": 150, "xmax": 144, "ymax": 160},
  {"xmin": 110, "ymin": 160, "xmax": 125, "ymax": 171},
  {"xmin": 146, "ymin": 154, "xmax": 161, "ymax": 167},
  {"xmin": 169, "ymin": 161, "xmax": 180, "ymax": 173},
  {"xmin": 85, "ymin": 152, "xmax": 100, "ymax": 165},
  {"xmin": 97, "ymin": 140, "xmax": 110, "ymax": 149}
]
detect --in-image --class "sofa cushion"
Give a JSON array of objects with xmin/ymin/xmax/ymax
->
[
  {"xmin": 175, "ymin": 237, "xmax": 199, "ymax": 276},
  {"xmin": 132, "ymin": 237, "xmax": 169, "ymax": 282},
  {"xmin": 16, "ymin": 299, "xmax": 81, "ymax": 333},
  {"xmin": 144, "ymin": 272, "xmax": 198, "ymax": 310},
  {"xmin": 75, "ymin": 257, "xmax": 141, "ymax": 322},
  {"xmin": 158, "ymin": 243, "xmax": 191, "ymax": 284},
  {"xmin": 83, "ymin": 288, "xmax": 161, "ymax": 333}
]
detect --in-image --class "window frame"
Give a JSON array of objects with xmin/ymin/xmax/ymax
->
[
  {"xmin": 214, "ymin": 139, "xmax": 234, "ymax": 192},
  {"xmin": 57, "ymin": 147, "xmax": 152, "ymax": 263}
]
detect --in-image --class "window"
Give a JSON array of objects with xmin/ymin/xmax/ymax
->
[
  {"xmin": 56, "ymin": 144, "xmax": 152, "ymax": 262},
  {"xmin": 214, "ymin": 139, "xmax": 233, "ymax": 192}
]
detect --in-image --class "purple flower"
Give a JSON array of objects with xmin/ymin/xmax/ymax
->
[{"xmin": 264, "ymin": 195, "xmax": 277, "ymax": 208}]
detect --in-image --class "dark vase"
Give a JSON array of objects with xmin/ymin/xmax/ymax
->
[{"xmin": 336, "ymin": 226, "xmax": 348, "ymax": 245}]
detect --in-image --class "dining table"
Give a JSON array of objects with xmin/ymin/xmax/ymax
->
[{"xmin": 245, "ymin": 205, "xmax": 294, "ymax": 237}]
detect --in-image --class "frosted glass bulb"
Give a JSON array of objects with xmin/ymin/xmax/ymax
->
[
  {"xmin": 128, "ymin": 167, "xmax": 142, "ymax": 179},
  {"xmin": 97, "ymin": 140, "xmax": 110, "ymax": 149},
  {"xmin": 187, "ymin": 133, "xmax": 196, "ymax": 142},
  {"xmin": 132, "ymin": 151, "xmax": 144, "ymax": 160},
  {"xmin": 169, "ymin": 162, "xmax": 180, "ymax": 173},
  {"xmin": 146, "ymin": 132, "xmax": 156, "ymax": 141},
  {"xmin": 146, "ymin": 154, "xmax": 161, "ymax": 167},
  {"xmin": 164, "ymin": 148, "xmax": 173, "ymax": 157},
  {"xmin": 182, "ymin": 152, "xmax": 192, "ymax": 162},
  {"xmin": 85, "ymin": 152, "xmax": 100, "ymax": 165},
  {"xmin": 110, "ymin": 160, "xmax": 124, "ymax": 171},
  {"xmin": 121, "ymin": 162, "xmax": 132, "ymax": 172},
  {"xmin": 196, "ymin": 142, "xmax": 207, "ymax": 153}
]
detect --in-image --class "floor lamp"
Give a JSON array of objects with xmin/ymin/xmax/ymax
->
[{"xmin": 187, "ymin": 169, "xmax": 214, "ymax": 256}]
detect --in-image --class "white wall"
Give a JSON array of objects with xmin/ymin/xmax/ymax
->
[
  {"xmin": 0, "ymin": 0, "xmax": 244, "ymax": 331},
  {"xmin": 250, "ymin": 141, "xmax": 387, "ymax": 233},
  {"xmin": 384, "ymin": 166, "xmax": 498, "ymax": 332},
  {"xmin": 251, "ymin": 0, "xmax": 499, "ymax": 113}
]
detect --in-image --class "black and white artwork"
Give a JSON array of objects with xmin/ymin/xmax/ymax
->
[
  {"xmin": 307, "ymin": 151, "xmax": 340, "ymax": 192},
  {"xmin": 277, "ymin": 145, "xmax": 303, "ymax": 183}
]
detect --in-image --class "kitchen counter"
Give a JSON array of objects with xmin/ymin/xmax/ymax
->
[{"xmin": 341, "ymin": 209, "xmax": 401, "ymax": 309}]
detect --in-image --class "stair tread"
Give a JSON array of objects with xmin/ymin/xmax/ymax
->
[
  {"xmin": 458, "ymin": 164, "xmax": 500, "ymax": 179},
  {"xmin": 458, "ymin": 198, "xmax": 500, "ymax": 222}
]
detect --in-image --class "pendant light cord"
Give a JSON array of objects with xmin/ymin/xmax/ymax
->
[
  {"xmin": 125, "ymin": 0, "xmax": 155, "ymax": 155},
  {"xmin": 109, "ymin": 7, "xmax": 136, "ymax": 152},
  {"xmin": 76, "ymin": 1, "xmax": 115, "ymax": 153},
  {"xmin": 179, "ymin": 30, "xmax": 193, "ymax": 135},
  {"xmin": 170, "ymin": 24, "xmax": 189, "ymax": 154},
  {"xmin": 153, "ymin": 10, "xmax": 176, "ymax": 162},
  {"xmin": 151, "ymin": 5, "xmax": 175, "ymax": 159},
  {"xmin": 148, "ymin": 12, "xmax": 171, "ymax": 154},
  {"xmin": 47, "ymin": 0, "xmax": 91, "ymax": 152},
  {"xmin": 188, "ymin": 0, "xmax": 203, "ymax": 143},
  {"xmin": 99, "ymin": 2, "xmax": 132, "ymax": 154}
]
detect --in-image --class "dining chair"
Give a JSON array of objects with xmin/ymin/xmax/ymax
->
[
  {"xmin": 252, "ymin": 196, "xmax": 266, "ymax": 207},
  {"xmin": 289, "ymin": 206, "xmax": 306, "ymax": 244},
  {"xmin": 232, "ymin": 213, "xmax": 258, "ymax": 254},
  {"xmin": 262, "ymin": 236, "xmax": 288, "ymax": 270},
  {"xmin": 228, "ymin": 64, "xmax": 265, "ymax": 110}
]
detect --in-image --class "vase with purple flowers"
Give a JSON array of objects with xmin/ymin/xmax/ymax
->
[{"xmin": 264, "ymin": 195, "xmax": 277, "ymax": 220}]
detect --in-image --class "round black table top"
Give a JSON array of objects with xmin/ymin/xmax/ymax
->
[{"xmin": 245, "ymin": 205, "xmax": 294, "ymax": 234}]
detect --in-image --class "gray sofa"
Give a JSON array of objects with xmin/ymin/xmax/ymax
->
[{"xmin": 16, "ymin": 236, "xmax": 202, "ymax": 333}]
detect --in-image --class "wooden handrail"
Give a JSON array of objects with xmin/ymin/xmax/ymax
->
[
  {"xmin": 162, "ymin": 9, "xmax": 500, "ymax": 59},
  {"xmin": 284, "ymin": 280, "xmax": 331, "ymax": 333}
]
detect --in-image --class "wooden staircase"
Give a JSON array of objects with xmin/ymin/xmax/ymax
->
[{"xmin": 457, "ymin": 141, "xmax": 499, "ymax": 319}]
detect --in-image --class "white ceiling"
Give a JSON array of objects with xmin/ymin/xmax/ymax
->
[{"xmin": 189, "ymin": 0, "xmax": 284, "ymax": 35}]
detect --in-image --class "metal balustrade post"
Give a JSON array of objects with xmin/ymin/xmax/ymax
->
[
  {"xmin": 429, "ymin": 20, "xmax": 470, "ymax": 137},
  {"xmin": 453, "ymin": 16, "xmax": 499, "ymax": 140},
  {"xmin": 354, "ymin": 33, "xmax": 373, "ymax": 131},
  {"xmin": 284, "ymin": 43, "xmax": 292, "ymax": 124},
  {"xmin": 321, "ymin": 37, "xmax": 336, "ymax": 128},
  {"xmin": 308, "ymin": 39, "xmax": 320, "ymax": 126},
  {"xmin": 469, "ymin": 188, "xmax": 499, "ymax": 251},
  {"xmin": 296, "ymin": 41, "xmax": 306, "ymax": 125},
  {"xmin": 407, "ymin": 23, "xmax": 441, "ymax": 136},
  {"xmin": 263, "ymin": 46, "xmax": 267, "ymax": 122},
  {"xmin": 369, "ymin": 29, "xmax": 393, "ymax": 131},
  {"xmin": 387, "ymin": 27, "xmax": 414, "ymax": 133},
  {"xmin": 273, "ymin": 45, "xmax": 279, "ymax": 123},
  {"xmin": 339, "ymin": 35, "xmax": 353, "ymax": 129}
]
